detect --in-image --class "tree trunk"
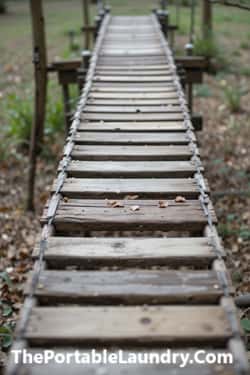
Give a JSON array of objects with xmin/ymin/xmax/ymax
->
[
  {"xmin": 0, "ymin": 0, "xmax": 7, "ymax": 14},
  {"xmin": 202, "ymin": 0, "xmax": 213, "ymax": 39}
]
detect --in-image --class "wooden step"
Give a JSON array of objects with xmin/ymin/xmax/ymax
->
[
  {"xmin": 98, "ymin": 57, "xmax": 167, "ymax": 65},
  {"xmin": 95, "ymin": 69, "xmax": 172, "ymax": 76},
  {"xmin": 100, "ymin": 50, "xmax": 163, "ymax": 56},
  {"xmin": 33, "ymin": 237, "xmax": 223, "ymax": 269},
  {"xmin": 96, "ymin": 64, "xmax": 171, "ymax": 70},
  {"xmin": 58, "ymin": 178, "xmax": 204, "ymax": 199},
  {"xmin": 90, "ymin": 86, "xmax": 176, "ymax": 93},
  {"xmin": 89, "ymin": 92, "xmax": 178, "ymax": 99},
  {"xmin": 27, "ymin": 269, "xmax": 230, "ymax": 305},
  {"xmin": 73, "ymin": 132, "xmax": 188, "ymax": 145},
  {"xmin": 81, "ymin": 112, "xmax": 184, "ymax": 122},
  {"xmin": 24, "ymin": 305, "xmax": 233, "ymax": 346},
  {"xmin": 93, "ymin": 76, "xmax": 173, "ymax": 83},
  {"xmin": 78, "ymin": 122, "xmax": 186, "ymax": 132},
  {"xmin": 92, "ymin": 84, "xmax": 177, "ymax": 92},
  {"xmin": 87, "ymin": 98, "xmax": 180, "ymax": 106},
  {"xmin": 83, "ymin": 105, "xmax": 182, "ymax": 114},
  {"xmin": 71, "ymin": 145, "xmax": 193, "ymax": 161},
  {"xmin": 42, "ymin": 199, "xmax": 217, "ymax": 233},
  {"xmin": 65, "ymin": 161, "xmax": 198, "ymax": 178}
]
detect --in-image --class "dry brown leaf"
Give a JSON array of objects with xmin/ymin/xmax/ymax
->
[
  {"xmin": 175, "ymin": 196, "xmax": 186, "ymax": 203},
  {"xmin": 159, "ymin": 200, "xmax": 168, "ymax": 208},
  {"xmin": 125, "ymin": 195, "xmax": 139, "ymax": 200},
  {"xmin": 106, "ymin": 200, "xmax": 124, "ymax": 208},
  {"xmin": 130, "ymin": 205, "xmax": 140, "ymax": 212}
]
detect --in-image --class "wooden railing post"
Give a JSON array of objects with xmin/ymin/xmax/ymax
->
[
  {"xmin": 27, "ymin": 0, "xmax": 47, "ymax": 211},
  {"xmin": 202, "ymin": 0, "xmax": 213, "ymax": 40},
  {"xmin": 82, "ymin": 0, "xmax": 90, "ymax": 50}
]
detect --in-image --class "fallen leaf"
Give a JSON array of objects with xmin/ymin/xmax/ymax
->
[
  {"xmin": 159, "ymin": 200, "xmax": 168, "ymax": 208},
  {"xmin": 130, "ymin": 205, "xmax": 140, "ymax": 212},
  {"xmin": 125, "ymin": 195, "xmax": 139, "ymax": 200},
  {"xmin": 175, "ymin": 196, "xmax": 186, "ymax": 203},
  {"xmin": 106, "ymin": 200, "xmax": 124, "ymax": 208}
]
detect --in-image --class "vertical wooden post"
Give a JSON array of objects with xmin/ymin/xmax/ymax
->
[
  {"xmin": 62, "ymin": 83, "xmax": 71, "ymax": 134},
  {"xmin": 202, "ymin": 0, "xmax": 212, "ymax": 40},
  {"xmin": 27, "ymin": 0, "xmax": 47, "ymax": 211},
  {"xmin": 83, "ymin": 0, "xmax": 90, "ymax": 50}
]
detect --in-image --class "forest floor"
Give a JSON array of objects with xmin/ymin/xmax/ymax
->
[{"xmin": 0, "ymin": 0, "xmax": 250, "ymax": 366}]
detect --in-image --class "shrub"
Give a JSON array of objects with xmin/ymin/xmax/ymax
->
[{"xmin": 221, "ymin": 83, "xmax": 248, "ymax": 113}]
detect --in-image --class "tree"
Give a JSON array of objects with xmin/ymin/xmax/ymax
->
[
  {"xmin": 0, "ymin": 0, "xmax": 7, "ymax": 14},
  {"xmin": 209, "ymin": 0, "xmax": 250, "ymax": 10},
  {"xmin": 202, "ymin": 0, "xmax": 213, "ymax": 40}
]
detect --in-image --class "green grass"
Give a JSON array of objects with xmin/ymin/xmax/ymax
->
[
  {"xmin": 221, "ymin": 83, "xmax": 248, "ymax": 113},
  {"xmin": 194, "ymin": 84, "xmax": 212, "ymax": 98}
]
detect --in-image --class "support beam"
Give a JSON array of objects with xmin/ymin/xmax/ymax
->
[
  {"xmin": 27, "ymin": 0, "xmax": 48, "ymax": 211},
  {"xmin": 82, "ymin": 0, "xmax": 91, "ymax": 49},
  {"xmin": 202, "ymin": 0, "xmax": 213, "ymax": 39}
]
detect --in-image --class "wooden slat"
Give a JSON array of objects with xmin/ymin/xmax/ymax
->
[
  {"xmin": 81, "ymin": 113, "xmax": 184, "ymax": 122},
  {"xmin": 93, "ymin": 76, "xmax": 173, "ymax": 83},
  {"xmin": 83, "ymin": 105, "xmax": 182, "ymax": 114},
  {"xmin": 87, "ymin": 98, "xmax": 180, "ymax": 106},
  {"xmin": 98, "ymin": 57, "xmax": 167, "ymax": 65},
  {"xmin": 28, "ymin": 269, "xmax": 228, "ymax": 304},
  {"xmin": 78, "ymin": 121, "xmax": 187, "ymax": 132},
  {"xmin": 91, "ymin": 86, "xmax": 176, "ymax": 93},
  {"xmin": 42, "ymin": 199, "xmax": 217, "ymax": 233},
  {"xmin": 65, "ymin": 160, "xmax": 198, "ymax": 178},
  {"xmin": 89, "ymin": 92, "xmax": 178, "ymax": 99},
  {"xmin": 24, "ymin": 305, "xmax": 233, "ymax": 346},
  {"xmin": 95, "ymin": 69, "xmax": 172, "ymax": 76},
  {"xmin": 71, "ymin": 145, "xmax": 193, "ymax": 161},
  {"xmin": 96, "ymin": 64, "xmax": 171, "ymax": 70},
  {"xmin": 92, "ymin": 83, "xmax": 176, "ymax": 90},
  {"xmin": 58, "ymin": 178, "xmax": 203, "ymax": 199},
  {"xmin": 73, "ymin": 132, "xmax": 189, "ymax": 145},
  {"xmin": 100, "ymin": 51, "xmax": 164, "ymax": 57},
  {"xmin": 33, "ymin": 237, "xmax": 223, "ymax": 268}
]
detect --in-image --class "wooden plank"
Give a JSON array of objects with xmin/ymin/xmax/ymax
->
[
  {"xmin": 71, "ymin": 145, "xmax": 193, "ymax": 161},
  {"xmin": 42, "ymin": 199, "xmax": 217, "ymax": 233},
  {"xmin": 81, "ymin": 113, "xmax": 184, "ymax": 122},
  {"xmin": 92, "ymin": 83, "xmax": 176, "ymax": 90},
  {"xmin": 24, "ymin": 305, "xmax": 233, "ymax": 346},
  {"xmin": 87, "ymin": 98, "xmax": 181, "ymax": 106},
  {"xmin": 28, "ymin": 269, "xmax": 228, "ymax": 304},
  {"xmin": 95, "ymin": 70, "xmax": 172, "ymax": 76},
  {"xmin": 102, "ymin": 45, "xmax": 162, "ymax": 51},
  {"xmin": 83, "ymin": 105, "xmax": 182, "ymax": 114},
  {"xmin": 15, "ymin": 349, "xmax": 236, "ymax": 375},
  {"xmin": 78, "ymin": 122, "xmax": 187, "ymax": 132},
  {"xmin": 89, "ymin": 92, "xmax": 179, "ymax": 99},
  {"xmin": 98, "ymin": 57, "xmax": 167, "ymax": 65},
  {"xmin": 33, "ymin": 237, "xmax": 222, "ymax": 268},
  {"xmin": 96, "ymin": 64, "xmax": 171, "ymax": 70},
  {"xmin": 65, "ymin": 161, "xmax": 198, "ymax": 178},
  {"xmin": 58, "ymin": 178, "xmax": 203, "ymax": 199},
  {"xmin": 93, "ymin": 76, "xmax": 173, "ymax": 83},
  {"xmin": 100, "ymin": 51, "xmax": 164, "ymax": 57},
  {"xmin": 73, "ymin": 132, "xmax": 189, "ymax": 145},
  {"xmin": 91, "ymin": 86, "xmax": 176, "ymax": 93}
]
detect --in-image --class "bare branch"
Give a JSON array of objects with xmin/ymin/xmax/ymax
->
[{"xmin": 210, "ymin": 0, "xmax": 250, "ymax": 10}]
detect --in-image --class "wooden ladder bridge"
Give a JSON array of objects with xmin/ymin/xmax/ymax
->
[{"xmin": 7, "ymin": 12, "xmax": 249, "ymax": 375}]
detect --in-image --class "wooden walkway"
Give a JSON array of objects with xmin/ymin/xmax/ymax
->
[{"xmin": 7, "ymin": 14, "xmax": 249, "ymax": 375}]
